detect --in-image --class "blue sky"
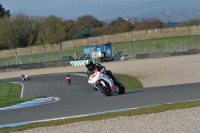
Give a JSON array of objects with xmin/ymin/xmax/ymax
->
[
  {"xmin": 1, "ymin": 0, "xmax": 200, "ymax": 22},
  {"xmin": 0, "ymin": 0, "xmax": 139, "ymax": 10},
  {"xmin": 0, "ymin": 0, "xmax": 149, "ymax": 20}
]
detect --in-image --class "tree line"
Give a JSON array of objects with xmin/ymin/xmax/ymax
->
[{"xmin": 0, "ymin": 4, "xmax": 200, "ymax": 51}]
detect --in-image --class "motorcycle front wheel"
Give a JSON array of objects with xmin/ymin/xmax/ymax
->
[{"xmin": 96, "ymin": 81, "xmax": 111, "ymax": 96}]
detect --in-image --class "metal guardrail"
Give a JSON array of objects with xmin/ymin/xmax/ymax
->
[
  {"xmin": 0, "ymin": 61, "xmax": 70, "ymax": 73},
  {"xmin": 121, "ymin": 49, "xmax": 199, "ymax": 61}
]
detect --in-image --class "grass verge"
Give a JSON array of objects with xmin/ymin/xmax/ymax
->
[
  {"xmin": 0, "ymin": 82, "xmax": 45, "ymax": 108},
  {"xmin": 114, "ymin": 73, "xmax": 143, "ymax": 89}
]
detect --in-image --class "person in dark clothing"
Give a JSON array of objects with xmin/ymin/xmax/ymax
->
[
  {"xmin": 85, "ymin": 60, "xmax": 121, "ymax": 91},
  {"xmin": 66, "ymin": 74, "xmax": 71, "ymax": 78}
]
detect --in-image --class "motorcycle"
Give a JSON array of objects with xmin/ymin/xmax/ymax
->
[
  {"xmin": 66, "ymin": 76, "xmax": 71, "ymax": 85},
  {"xmin": 21, "ymin": 74, "xmax": 30, "ymax": 81},
  {"xmin": 88, "ymin": 69, "xmax": 125, "ymax": 96}
]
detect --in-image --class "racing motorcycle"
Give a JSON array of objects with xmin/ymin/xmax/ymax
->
[
  {"xmin": 88, "ymin": 69, "xmax": 125, "ymax": 96},
  {"xmin": 66, "ymin": 76, "xmax": 71, "ymax": 85},
  {"xmin": 21, "ymin": 74, "xmax": 30, "ymax": 81}
]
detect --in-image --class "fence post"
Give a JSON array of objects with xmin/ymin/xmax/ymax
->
[
  {"xmin": 179, "ymin": 36, "xmax": 182, "ymax": 50},
  {"xmin": 191, "ymin": 35, "xmax": 195, "ymax": 49},
  {"xmin": 30, "ymin": 51, "xmax": 32, "ymax": 63},
  {"xmin": 153, "ymin": 38, "xmax": 156, "ymax": 52}
]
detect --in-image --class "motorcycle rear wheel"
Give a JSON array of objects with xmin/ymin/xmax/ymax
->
[{"xmin": 118, "ymin": 84, "xmax": 125, "ymax": 94}]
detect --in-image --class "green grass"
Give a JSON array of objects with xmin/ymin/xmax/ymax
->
[
  {"xmin": 1, "ymin": 34, "xmax": 200, "ymax": 66},
  {"xmin": 0, "ymin": 82, "xmax": 45, "ymax": 108},
  {"xmin": 114, "ymin": 73, "xmax": 143, "ymax": 89}
]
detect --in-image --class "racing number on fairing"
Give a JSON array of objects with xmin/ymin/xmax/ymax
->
[{"xmin": 88, "ymin": 73, "xmax": 97, "ymax": 80}]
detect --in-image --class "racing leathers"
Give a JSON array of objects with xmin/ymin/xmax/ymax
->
[{"xmin": 86, "ymin": 63, "xmax": 119, "ymax": 85}]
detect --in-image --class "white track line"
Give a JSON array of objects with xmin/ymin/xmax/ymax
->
[{"xmin": 11, "ymin": 82, "xmax": 24, "ymax": 98}]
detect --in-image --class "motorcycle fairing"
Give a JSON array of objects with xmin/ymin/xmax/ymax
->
[{"xmin": 88, "ymin": 71, "xmax": 119, "ymax": 93}]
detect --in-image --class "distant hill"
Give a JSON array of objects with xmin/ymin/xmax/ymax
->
[{"xmin": 10, "ymin": 0, "xmax": 200, "ymax": 23}]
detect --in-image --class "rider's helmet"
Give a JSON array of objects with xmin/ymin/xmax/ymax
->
[
  {"xmin": 67, "ymin": 74, "xmax": 70, "ymax": 77},
  {"xmin": 85, "ymin": 60, "xmax": 94, "ymax": 70}
]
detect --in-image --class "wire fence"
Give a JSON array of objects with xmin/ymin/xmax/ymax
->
[
  {"xmin": 0, "ymin": 35, "xmax": 200, "ymax": 67},
  {"xmin": 0, "ymin": 50, "xmax": 77, "ymax": 67},
  {"xmin": 113, "ymin": 35, "xmax": 200, "ymax": 56}
]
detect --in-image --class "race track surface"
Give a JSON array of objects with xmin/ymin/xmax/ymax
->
[{"xmin": 0, "ymin": 74, "xmax": 200, "ymax": 126}]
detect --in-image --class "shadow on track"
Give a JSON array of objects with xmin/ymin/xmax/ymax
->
[
  {"xmin": 125, "ymin": 90, "xmax": 143, "ymax": 95},
  {"xmin": 111, "ymin": 90, "xmax": 143, "ymax": 96},
  {"xmin": 66, "ymin": 82, "xmax": 80, "ymax": 85}
]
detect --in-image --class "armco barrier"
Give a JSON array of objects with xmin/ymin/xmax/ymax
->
[
  {"xmin": 44, "ymin": 61, "xmax": 69, "ymax": 68},
  {"xmin": 0, "ymin": 64, "xmax": 21, "ymax": 72},
  {"xmin": 20, "ymin": 64, "xmax": 45, "ymax": 70},
  {"xmin": 149, "ymin": 52, "xmax": 170, "ymax": 58},
  {"xmin": 120, "ymin": 55, "xmax": 136, "ymax": 61},
  {"xmin": 136, "ymin": 53, "xmax": 150, "ymax": 59},
  {"xmin": 170, "ymin": 50, "xmax": 198, "ymax": 56},
  {"xmin": 0, "ymin": 61, "xmax": 70, "ymax": 73},
  {"xmin": 123, "ymin": 50, "xmax": 199, "ymax": 61}
]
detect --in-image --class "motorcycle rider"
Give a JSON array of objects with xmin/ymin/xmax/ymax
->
[
  {"xmin": 66, "ymin": 74, "xmax": 71, "ymax": 78},
  {"xmin": 66, "ymin": 74, "xmax": 71, "ymax": 84},
  {"xmin": 85, "ymin": 59, "xmax": 121, "ymax": 91},
  {"xmin": 21, "ymin": 74, "xmax": 30, "ymax": 80},
  {"xmin": 66, "ymin": 74, "xmax": 71, "ymax": 80}
]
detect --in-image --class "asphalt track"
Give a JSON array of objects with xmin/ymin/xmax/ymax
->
[{"xmin": 0, "ymin": 74, "xmax": 200, "ymax": 126}]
